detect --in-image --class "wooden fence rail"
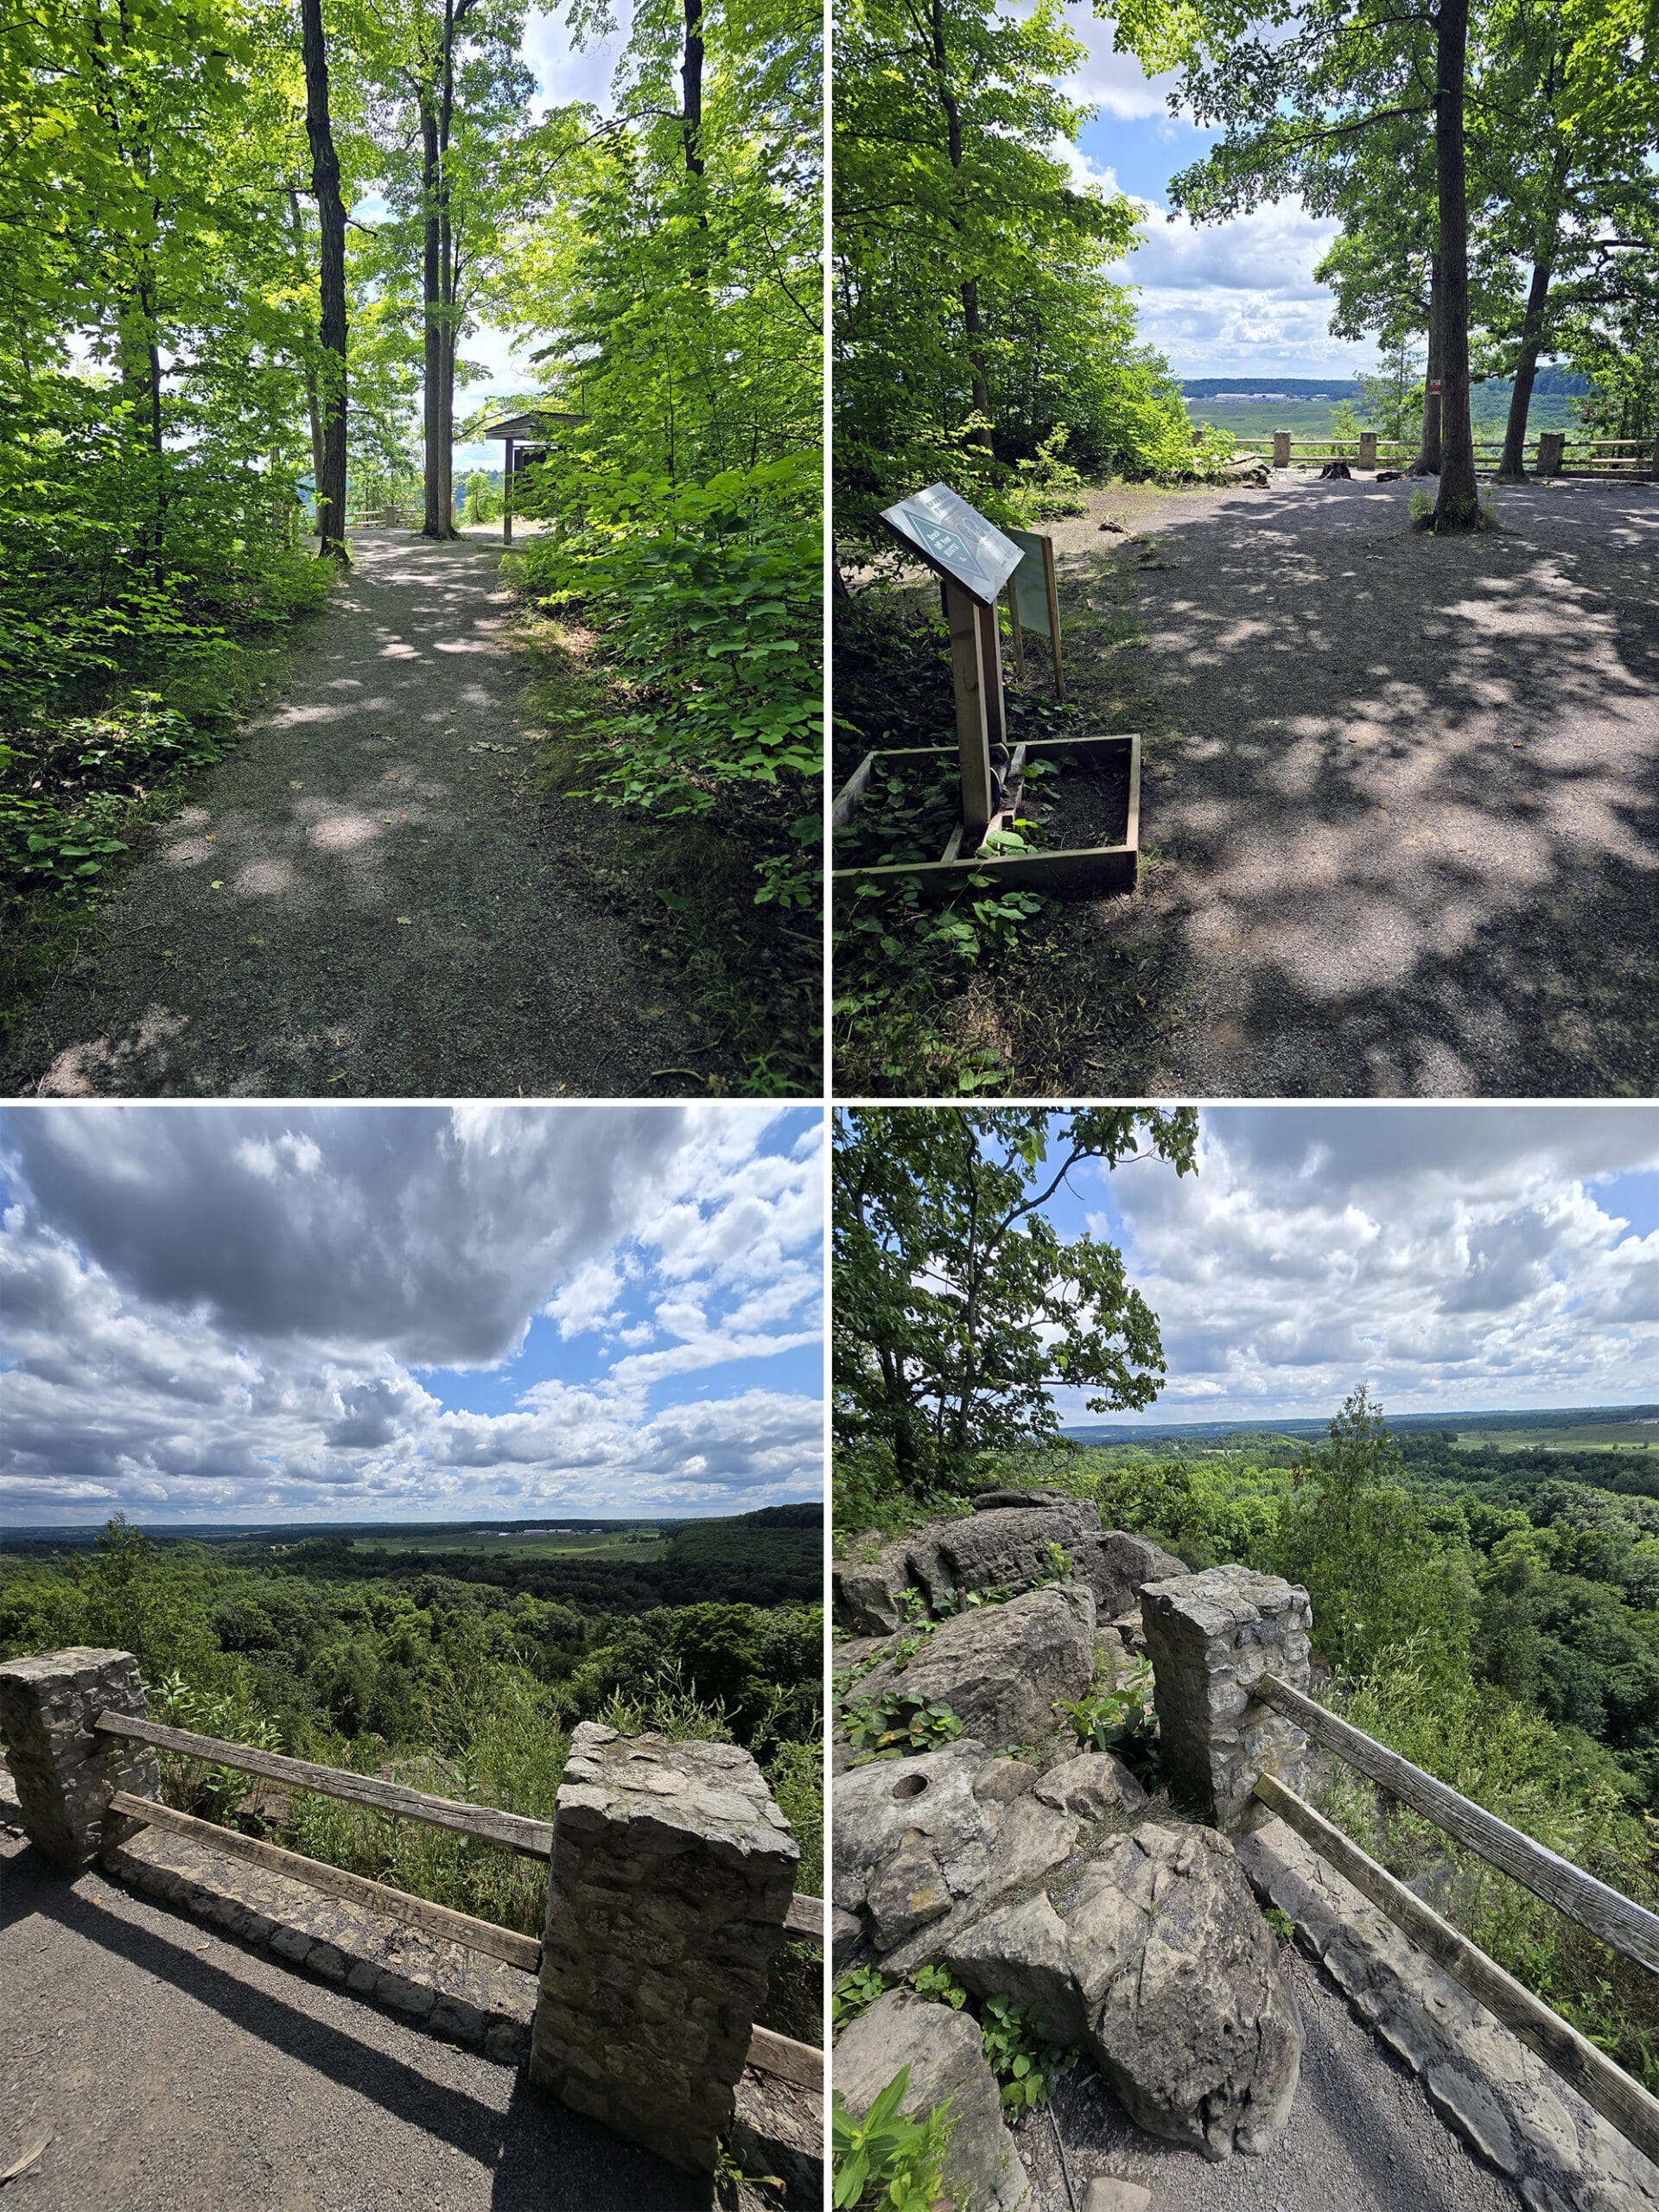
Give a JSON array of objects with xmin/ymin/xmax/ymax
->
[
  {"xmin": 1255, "ymin": 1673, "xmax": 1659, "ymax": 1974},
  {"xmin": 1255, "ymin": 1774, "xmax": 1659, "ymax": 2171},
  {"xmin": 96, "ymin": 1710, "xmax": 556, "ymax": 1857}
]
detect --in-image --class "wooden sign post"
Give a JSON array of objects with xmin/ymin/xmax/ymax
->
[
  {"xmin": 1003, "ymin": 528, "xmax": 1065, "ymax": 701},
  {"xmin": 880, "ymin": 484, "xmax": 1023, "ymax": 842}
]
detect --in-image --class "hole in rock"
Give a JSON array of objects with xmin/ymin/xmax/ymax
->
[{"xmin": 892, "ymin": 1773, "xmax": 930, "ymax": 1801}]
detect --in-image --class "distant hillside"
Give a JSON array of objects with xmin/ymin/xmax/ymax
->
[
  {"xmin": 1063, "ymin": 1405, "xmax": 1655, "ymax": 1446},
  {"xmin": 1178, "ymin": 369, "xmax": 1590, "ymax": 400}
]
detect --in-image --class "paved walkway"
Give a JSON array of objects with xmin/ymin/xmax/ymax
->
[
  {"xmin": 0, "ymin": 1829, "xmax": 700, "ymax": 2211},
  {"xmin": 1047, "ymin": 476, "xmax": 1658, "ymax": 1096},
  {"xmin": 3, "ymin": 531, "xmax": 701, "ymax": 1097}
]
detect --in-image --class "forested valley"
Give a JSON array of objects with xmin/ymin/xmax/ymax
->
[
  {"xmin": 0, "ymin": 1504, "xmax": 825, "ymax": 2038},
  {"xmin": 1, "ymin": 0, "xmax": 821, "ymax": 1092}
]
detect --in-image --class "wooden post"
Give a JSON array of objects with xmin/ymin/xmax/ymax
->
[
  {"xmin": 943, "ymin": 578, "xmax": 997, "ymax": 840},
  {"xmin": 503, "ymin": 439, "xmax": 514, "ymax": 543},
  {"xmin": 1537, "ymin": 429, "xmax": 1566, "ymax": 476},
  {"xmin": 1006, "ymin": 587, "xmax": 1024, "ymax": 685},
  {"xmin": 1273, "ymin": 429, "xmax": 1292, "ymax": 468},
  {"xmin": 1358, "ymin": 431, "xmax": 1378, "ymax": 469},
  {"xmin": 1649, "ymin": 432, "xmax": 1658, "ymax": 483},
  {"xmin": 976, "ymin": 585, "xmax": 1007, "ymax": 758},
  {"xmin": 1042, "ymin": 537, "xmax": 1065, "ymax": 702}
]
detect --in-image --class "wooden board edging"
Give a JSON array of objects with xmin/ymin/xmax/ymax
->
[
  {"xmin": 1254, "ymin": 1774, "xmax": 1659, "ymax": 2170},
  {"xmin": 784, "ymin": 1892, "xmax": 824, "ymax": 1946},
  {"xmin": 1255, "ymin": 1673, "xmax": 1659, "ymax": 1974},
  {"xmin": 97, "ymin": 1711, "xmax": 553, "ymax": 1860},
  {"xmin": 108, "ymin": 1789, "xmax": 542, "ymax": 1972},
  {"xmin": 747, "ymin": 2024, "xmax": 823, "ymax": 2092}
]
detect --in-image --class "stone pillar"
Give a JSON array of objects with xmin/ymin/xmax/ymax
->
[
  {"xmin": 1537, "ymin": 429, "xmax": 1566, "ymax": 476},
  {"xmin": 529, "ymin": 1723, "xmax": 798, "ymax": 2182},
  {"xmin": 0, "ymin": 1648, "xmax": 159, "ymax": 1869},
  {"xmin": 1272, "ymin": 429, "xmax": 1292, "ymax": 468},
  {"xmin": 1358, "ymin": 430, "xmax": 1378, "ymax": 469},
  {"xmin": 1141, "ymin": 1567, "xmax": 1313, "ymax": 1834}
]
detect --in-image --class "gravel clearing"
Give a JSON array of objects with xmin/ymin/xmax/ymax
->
[
  {"xmin": 3, "ymin": 531, "xmax": 702, "ymax": 1097},
  {"xmin": 1017, "ymin": 1943, "xmax": 1522, "ymax": 2211},
  {"xmin": 0, "ymin": 1827, "xmax": 700, "ymax": 2211},
  {"xmin": 1046, "ymin": 474, "xmax": 1659, "ymax": 1096}
]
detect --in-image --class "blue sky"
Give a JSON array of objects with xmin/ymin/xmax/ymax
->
[
  {"xmin": 986, "ymin": 1107, "xmax": 1658, "ymax": 1427},
  {"xmin": 0, "ymin": 1105, "xmax": 823, "ymax": 1525}
]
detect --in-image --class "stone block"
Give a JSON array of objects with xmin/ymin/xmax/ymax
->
[
  {"xmin": 0, "ymin": 1647, "xmax": 159, "ymax": 1869},
  {"xmin": 528, "ymin": 1723, "xmax": 799, "ymax": 2179},
  {"xmin": 1141, "ymin": 1568, "xmax": 1312, "ymax": 1832}
]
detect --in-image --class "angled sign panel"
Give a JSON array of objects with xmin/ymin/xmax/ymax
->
[{"xmin": 879, "ymin": 483, "xmax": 1023, "ymax": 607}]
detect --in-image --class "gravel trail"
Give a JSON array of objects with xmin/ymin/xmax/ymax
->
[
  {"xmin": 5, "ymin": 531, "xmax": 702, "ymax": 1098},
  {"xmin": 0, "ymin": 1828, "xmax": 700, "ymax": 2211},
  {"xmin": 1017, "ymin": 1944, "xmax": 1522, "ymax": 2212},
  {"xmin": 1046, "ymin": 475, "xmax": 1659, "ymax": 1096}
]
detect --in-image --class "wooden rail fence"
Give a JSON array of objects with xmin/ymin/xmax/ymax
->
[
  {"xmin": 1250, "ymin": 1672, "xmax": 1659, "ymax": 2169},
  {"xmin": 95, "ymin": 1708, "xmax": 825, "ymax": 2088},
  {"xmin": 1224, "ymin": 431, "xmax": 1656, "ymax": 480}
]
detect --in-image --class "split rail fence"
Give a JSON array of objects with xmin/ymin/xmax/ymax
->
[
  {"xmin": 1249, "ymin": 1671, "xmax": 1659, "ymax": 2168},
  {"xmin": 93, "ymin": 1707, "xmax": 824, "ymax": 2093},
  {"xmin": 1223, "ymin": 430, "xmax": 1656, "ymax": 480}
]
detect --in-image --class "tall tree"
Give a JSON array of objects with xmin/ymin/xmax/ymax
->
[
  {"xmin": 833, "ymin": 1108, "xmax": 1198, "ymax": 1497},
  {"xmin": 302, "ymin": 0, "xmax": 351, "ymax": 557}
]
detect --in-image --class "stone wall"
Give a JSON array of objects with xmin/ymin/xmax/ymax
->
[
  {"xmin": 0, "ymin": 1646, "xmax": 159, "ymax": 1868},
  {"xmin": 529, "ymin": 1722, "xmax": 800, "ymax": 2178},
  {"xmin": 1140, "ymin": 1566, "xmax": 1313, "ymax": 1833}
]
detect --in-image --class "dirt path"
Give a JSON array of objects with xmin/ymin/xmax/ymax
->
[
  {"xmin": 1046, "ymin": 475, "xmax": 1659, "ymax": 1096},
  {"xmin": 1017, "ymin": 1945, "xmax": 1522, "ymax": 2212},
  {"xmin": 0, "ymin": 1828, "xmax": 700, "ymax": 2211},
  {"xmin": 3, "ymin": 531, "xmax": 703, "ymax": 1097}
]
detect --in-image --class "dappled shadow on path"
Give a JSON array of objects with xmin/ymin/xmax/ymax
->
[
  {"xmin": 1053, "ymin": 479, "xmax": 1658, "ymax": 1095},
  {"xmin": 2, "ymin": 1835, "xmax": 699, "ymax": 2211},
  {"xmin": 6, "ymin": 533, "xmax": 701, "ymax": 1097}
]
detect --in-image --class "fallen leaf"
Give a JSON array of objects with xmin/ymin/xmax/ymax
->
[
  {"xmin": 210, "ymin": 880, "xmax": 223, "ymax": 889},
  {"xmin": 1, "ymin": 2135, "xmax": 50, "ymax": 2184},
  {"xmin": 395, "ymin": 916, "xmax": 413, "ymax": 925}
]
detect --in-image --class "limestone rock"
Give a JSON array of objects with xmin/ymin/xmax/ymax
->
[
  {"xmin": 943, "ymin": 1891, "xmax": 1088, "ymax": 2048},
  {"xmin": 834, "ymin": 1544, "xmax": 915, "ymax": 1637},
  {"xmin": 853, "ymin": 1585, "xmax": 1097, "ymax": 1755},
  {"xmin": 972, "ymin": 1488, "xmax": 1082, "ymax": 1511},
  {"xmin": 1091, "ymin": 1531, "xmax": 1187, "ymax": 1619},
  {"xmin": 1083, "ymin": 2184, "xmax": 1152, "ymax": 2212},
  {"xmin": 1061, "ymin": 1821, "xmax": 1301, "ymax": 2161},
  {"xmin": 835, "ymin": 1989, "xmax": 1029, "ymax": 2211},
  {"xmin": 1033, "ymin": 1751, "xmax": 1146, "ymax": 1821},
  {"xmin": 833, "ymin": 1741, "xmax": 1080, "ymax": 1961}
]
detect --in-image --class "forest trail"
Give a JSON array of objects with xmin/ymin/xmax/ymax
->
[
  {"xmin": 4, "ymin": 531, "xmax": 703, "ymax": 1098},
  {"xmin": 1048, "ymin": 477, "xmax": 1659, "ymax": 1097},
  {"xmin": 0, "ymin": 1826, "xmax": 702, "ymax": 2212}
]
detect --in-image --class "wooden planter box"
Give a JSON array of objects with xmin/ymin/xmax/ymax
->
[{"xmin": 832, "ymin": 732, "xmax": 1141, "ymax": 900}]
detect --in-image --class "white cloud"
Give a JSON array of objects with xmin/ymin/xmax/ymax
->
[
  {"xmin": 0, "ymin": 1105, "xmax": 824, "ymax": 1521},
  {"xmin": 1072, "ymin": 1108, "xmax": 1658, "ymax": 1424}
]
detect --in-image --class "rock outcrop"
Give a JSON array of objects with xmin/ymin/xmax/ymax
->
[
  {"xmin": 849, "ymin": 1583, "xmax": 1098, "ymax": 1757},
  {"xmin": 835, "ymin": 1988, "xmax": 1030, "ymax": 2211},
  {"xmin": 1064, "ymin": 1824, "xmax": 1303, "ymax": 2160}
]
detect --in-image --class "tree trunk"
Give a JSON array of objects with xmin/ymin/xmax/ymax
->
[
  {"xmin": 1432, "ymin": 0, "xmax": 1480, "ymax": 530},
  {"xmin": 1410, "ymin": 254, "xmax": 1442, "ymax": 474},
  {"xmin": 301, "ymin": 0, "xmax": 349, "ymax": 561},
  {"xmin": 681, "ymin": 0, "xmax": 705, "ymax": 180},
  {"xmin": 286, "ymin": 194, "xmax": 327, "ymax": 531},
  {"xmin": 1497, "ymin": 143, "xmax": 1568, "ymax": 482},
  {"xmin": 420, "ymin": 94, "xmax": 446, "ymax": 538}
]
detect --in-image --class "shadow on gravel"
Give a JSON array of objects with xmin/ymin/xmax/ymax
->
[
  {"xmin": 1052, "ymin": 480, "xmax": 1659, "ymax": 1096},
  {"xmin": 6, "ymin": 1847, "xmax": 700, "ymax": 2212}
]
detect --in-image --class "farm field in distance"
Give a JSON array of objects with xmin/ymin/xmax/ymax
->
[
  {"xmin": 344, "ymin": 1527, "xmax": 667, "ymax": 1559},
  {"xmin": 1184, "ymin": 393, "xmax": 1585, "ymax": 443}
]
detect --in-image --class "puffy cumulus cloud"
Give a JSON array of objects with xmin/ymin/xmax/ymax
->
[
  {"xmin": 1073, "ymin": 1108, "xmax": 1657, "ymax": 1423},
  {"xmin": 0, "ymin": 1105, "xmax": 823, "ymax": 1521}
]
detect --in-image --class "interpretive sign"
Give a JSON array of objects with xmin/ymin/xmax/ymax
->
[
  {"xmin": 879, "ymin": 484, "xmax": 1024, "ymax": 608},
  {"xmin": 1004, "ymin": 528, "xmax": 1065, "ymax": 700}
]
